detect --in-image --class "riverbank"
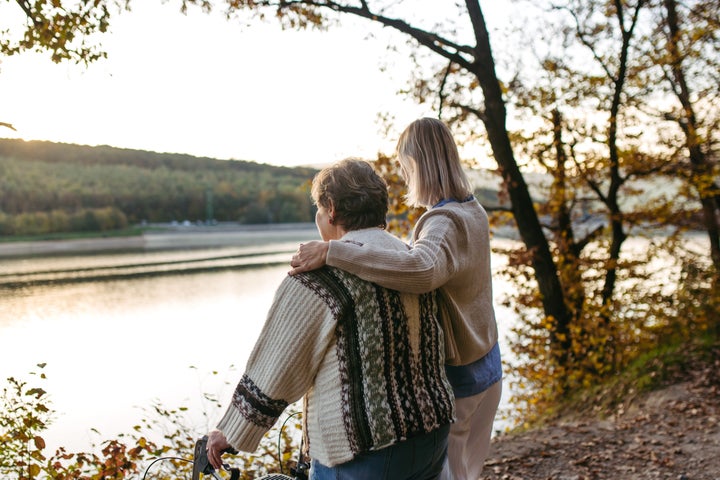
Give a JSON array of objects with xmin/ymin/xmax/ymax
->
[
  {"xmin": 481, "ymin": 341, "xmax": 720, "ymax": 479},
  {"xmin": 0, "ymin": 223, "xmax": 319, "ymax": 258}
]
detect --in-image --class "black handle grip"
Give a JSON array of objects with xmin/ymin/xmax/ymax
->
[
  {"xmin": 192, "ymin": 435, "xmax": 238, "ymax": 480},
  {"xmin": 223, "ymin": 445, "xmax": 239, "ymax": 455}
]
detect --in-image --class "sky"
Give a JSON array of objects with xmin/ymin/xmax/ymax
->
[{"xmin": 0, "ymin": 2, "xmax": 511, "ymax": 168}]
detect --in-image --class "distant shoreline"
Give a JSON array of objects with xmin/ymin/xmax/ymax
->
[{"xmin": 0, "ymin": 223, "xmax": 319, "ymax": 258}]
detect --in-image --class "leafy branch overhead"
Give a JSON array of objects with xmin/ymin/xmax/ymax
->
[{"xmin": 2, "ymin": 0, "xmax": 129, "ymax": 64}]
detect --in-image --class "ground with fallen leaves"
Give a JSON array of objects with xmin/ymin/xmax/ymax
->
[{"xmin": 481, "ymin": 347, "xmax": 720, "ymax": 480}]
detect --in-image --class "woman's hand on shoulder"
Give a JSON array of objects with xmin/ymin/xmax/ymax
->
[{"xmin": 289, "ymin": 241, "xmax": 329, "ymax": 275}]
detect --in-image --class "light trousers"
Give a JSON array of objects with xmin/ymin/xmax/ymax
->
[{"xmin": 439, "ymin": 380, "xmax": 502, "ymax": 480}]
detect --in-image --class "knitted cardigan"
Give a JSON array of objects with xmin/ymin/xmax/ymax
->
[
  {"xmin": 326, "ymin": 200, "xmax": 498, "ymax": 366},
  {"xmin": 216, "ymin": 228, "xmax": 455, "ymax": 467}
]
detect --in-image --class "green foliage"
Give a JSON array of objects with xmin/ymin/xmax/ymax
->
[
  {"xmin": 0, "ymin": 365, "xmax": 303, "ymax": 480},
  {"xmin": 531, "ymin": 329, "xmax": 720, "ymax": 430},
  {"xmin": 0, "ymin": 207, "xmax": 128, "ymax": 236},
  {"xmin": 0, "ymin": 366, "xmax": 52, "ymax": 479},
  {"xmin": 0, "ymin": 139, "xmax": 316, "ymax": 234},
  {"xmin": 0, "ymin": 1, "xmax": 125, "ymax": 64}
]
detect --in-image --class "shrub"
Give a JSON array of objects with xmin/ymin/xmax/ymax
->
[{"xmin": 0, "ymin": 365, "xmax": 302, "ymax": 480}]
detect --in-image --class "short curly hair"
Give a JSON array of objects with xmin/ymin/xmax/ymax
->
[{"xmin": 311, "ymin": 158, "xmax": 388, "ymax": 231}]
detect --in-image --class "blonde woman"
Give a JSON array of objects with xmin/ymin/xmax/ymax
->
[{"xmin": 290, "ymin": 119, "xmax": 502, "ymax": 480}]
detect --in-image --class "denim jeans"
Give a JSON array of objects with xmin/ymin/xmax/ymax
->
[{"xmin": 310, "ymin": 424, "xmax": 450, "ymax": 480}]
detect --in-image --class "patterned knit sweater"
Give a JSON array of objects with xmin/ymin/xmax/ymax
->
[
  {"xmin": 216, "ymin": 228, "xmax": 455, "ymax": 467},
  {"xmin": 327, "ymin": 200, "xmax": 498, "ymax": 366}
]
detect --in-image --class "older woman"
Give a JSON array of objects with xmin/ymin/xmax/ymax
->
[{"xmin": 206, "ymin": 158, "xmax": 455, "ymax": 480}]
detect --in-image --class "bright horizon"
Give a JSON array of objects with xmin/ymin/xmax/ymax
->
[{"xmin": 0, "ymin": 2, "xmax": 511, "ymax": 168}]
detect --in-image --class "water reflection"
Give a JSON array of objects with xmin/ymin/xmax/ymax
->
[
  {"xmin": 1, "ymin": 263, "xmax": 291, "ymax": 454},
  {"xmin": 0, "ymin": 242, "xmax": 307, "ymax": 288}
]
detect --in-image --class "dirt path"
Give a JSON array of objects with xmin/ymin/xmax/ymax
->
[{"xmin": 481, "ymin": 359, "xmax": 720, "ymax": 480}]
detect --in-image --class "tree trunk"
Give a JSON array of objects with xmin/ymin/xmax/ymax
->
[
  {"xmin": 551, "ymin": 109, "xmax": 584, "ymax": 325},
  {"xmin": 663, "ymin": 0, "xmax": 720, "ymax": 274},
  {"xmin": 599, "ymin": 0, "xmax": 642, "ymax": 310},
  {"xmin": 466, "ymin": 0, "xmax": 572, "ymax": 347}
]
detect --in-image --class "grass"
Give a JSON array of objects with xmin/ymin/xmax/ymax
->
[{"xmin": 553, "ymin": 330, "xmax": 720, "ymax": 423}]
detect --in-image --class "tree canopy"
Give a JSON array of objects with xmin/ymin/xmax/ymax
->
[
  {"xmin": 0, "ymin": 139, "xmax": 317, "ymax": 233},
  {"xmin": 0, "ymin": 0, "xmax": 130, "ymax": 63}
]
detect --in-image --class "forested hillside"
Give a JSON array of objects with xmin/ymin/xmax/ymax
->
[{"xmin": 0, "ymin": 139, "xmax": 318, "ymax": 235}]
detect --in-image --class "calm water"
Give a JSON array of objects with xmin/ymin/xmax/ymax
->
[{"xmin": 0, "ymin": 231, "xmax": 516, "ymax": 455}]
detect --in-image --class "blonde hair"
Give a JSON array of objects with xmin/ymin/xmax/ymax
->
[
  {"xmin": 311, "ymin": 158, "xmax": 388, "ymax": 231},
  {"xmin": 396, "ymin": 118, "xmax": 472, "ymax": 208}
]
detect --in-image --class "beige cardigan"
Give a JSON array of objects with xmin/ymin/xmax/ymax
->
[{"xmin": 327, "ymin": 200, "xmax": 498, "ymax": 366}]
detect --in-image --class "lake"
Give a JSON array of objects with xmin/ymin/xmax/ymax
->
[{"xmin": 0, "ymin": 225, "xmax": 516, "ymax": 455}]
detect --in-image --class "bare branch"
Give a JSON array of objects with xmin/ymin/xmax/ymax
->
[
  {"xmin": 553, "ymin": 3, "xmax": 615, "ymax": 81},
  {"xmin": 437, "ymin": 59, "xmax": 454, "ymax": 118},
  {"xmin": 267, "ymin": 0, "xmax": 476, "ymax": 68},
  {"xmin": 13, "ymin": 0, "xmax": 37, "ymax": 24},
  {"xmin": 450, "ymin": 102, "xmax": 488, "ymax": 124}
]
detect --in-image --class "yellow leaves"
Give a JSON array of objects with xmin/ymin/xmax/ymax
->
[
  {"xmin": 28, "ymin": 464, "xmax": 41, "ymax": 477},
  {"xmin": 281, "ymin": 450, "xmax": 294, "ymax": 464},
  {"xmin": 542, "ymin": 59, "xmax": 561, "ymax": 73},
  {"xmin": 25, "ymin": 388, "xmax": 46, "ymax": 399},
  {"xmin": 371, "ymin": 152, "xmax": 424, "ymax": 238},
  {"xmin": 128, "ymin": 445, "xmax": 143, "ymax": 457}
]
